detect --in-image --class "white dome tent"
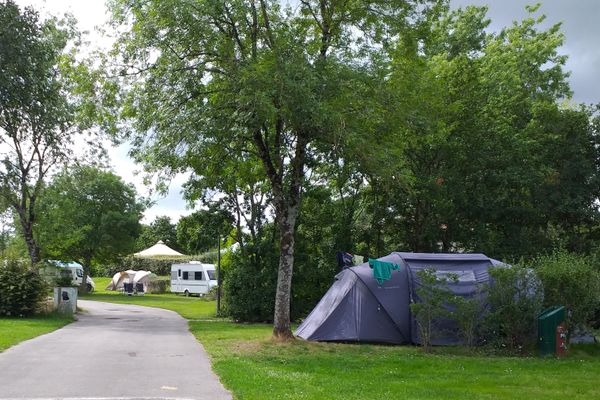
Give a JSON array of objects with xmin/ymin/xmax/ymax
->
[{"xmin": 105, "ymin": 270, "xmax": 155, "ymax": 292}]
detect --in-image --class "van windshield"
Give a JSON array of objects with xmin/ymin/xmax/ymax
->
[
  {"xmin": 206, "ymin": 270, "xmax": 216, "ymax": 280},
  {"xmin": 76, "ymin": 269, "xmax": 83, "ymax": 278}
]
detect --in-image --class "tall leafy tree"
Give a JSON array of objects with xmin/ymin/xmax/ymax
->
[
  {"xmin": 176, "ymin": 207, "xmax": 234, "ymax": 255},
  {"xmin": 364, "ymin": 5, "xmax": 598, "ymax": 258},
  {"xmin": 106, "ymin": 0, "xmax": 436, "ymax": 338},
  {"xmin": 0, "ymin": 1, "xmax": 93, "ymax": 266},
  {"xmin": 136, "ymin": 215, "xmax": 179, "ymax": 251},
  {"xmin": 37, "ymin": 166, "xmax": 143, "ymax": 291}
]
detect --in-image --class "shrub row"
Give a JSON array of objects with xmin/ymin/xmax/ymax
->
[
  {"xmin": 0, "ymin": 260, "xmax": 47, "ymax": 317},
  {"xmin": 411, "ymin": 250, "xmax": 600, "ymax": 354}
]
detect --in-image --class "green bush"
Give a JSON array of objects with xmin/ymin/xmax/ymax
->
[
  {"xmin": 146, "ymin": 279, "xmax": 169, "ymax": 294},
  {"xmin": 532, "ymin": 251, "xmax": 600, "ymax": 332},
  {"xmin": 223, "ymin": 242, "xmax": 278, "ymax": 322},
  {"xmin": 54, "ymin": 270, "xmax": 75, "ymax": 287},
  {"xmin": 410, "ymin": 269, "xmax": 455, "ymax": 352},
  {"xmin": 0, "ymin": 260, "xmax": 48, "ymax": 317},
  {"xmin": 203, "ymin": 285, "xmax": 218, "ymax": 301},
  {"xmin": 483, "ymin": 265, "xmax": 543, "ymax": 353},
  {"xmin": 452, "ymin": 284, "xmax": 487, "ymax": 349},
  {"xmin": 222, "ymin": 226, "xmax": 338, "ymax": 323}
]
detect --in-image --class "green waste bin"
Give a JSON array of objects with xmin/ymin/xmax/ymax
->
[{"xmin": 538, "ymin": 306, "xmax": 566, "ymax": 356}]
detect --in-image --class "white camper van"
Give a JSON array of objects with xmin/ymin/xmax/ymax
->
[
  {"xmin": 52, "ymin": 261, "xmax": 96, "ymax": 292},
  {"xmin": 170, "ymin": 261, "xmax": 217, "ymax": 296}
]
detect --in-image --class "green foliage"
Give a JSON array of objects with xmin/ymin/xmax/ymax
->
[
  {"xmin": 452, "ymin": 286, "xmax": 486, "ymax": 348},
  {"xmin": 37, "ymin": 165, "xmax": 143, "ymax": 288},
  {"xmin": 97, "ymin": 0, "xmax": 600, "ymax": 328},
  {"xmin": 223, "ymin": 240, "xmax": 278, "ymax": 323},
  {"xmin": 484, "ymin": 266, "xmax": 543, "ymax": 353},
  {"xmin": 325, "ymin": 5, "xmax": 599, "ymax": 259},
  {"xmin": 203, "ymin": 286, "xmax": 218, "ymax": 302},
  {"xmin": 410, "ymin": 269, "xmax": 455, "ymax": 352},
  {"xmin": 0, "ymin": 260, "xmax": 47, "ymax": 317},
  {"xmin": 146, "ymin": 279, "xmax": 169, "ymax": 294},
  {"xmin": 176, "ymin": 208, "xmax": 234, "ymax": 255},
  {"xmin": 0, "ymin": 1, "xmax": 90, "ymax": 266},
  {"xmin": 533, "ymin": 251, "xmax": 600, "ymax": 331},
  {"xmin": 2, "ymin": 234, "xmax": 28, "ymax": 260},
  {"xmin": 54, "ymin": 270, "xmax": 75, "ymax": 287},
  {"xmin": 135, "ymin": 216, "xmax": 179, "ymax": 252},
  {"xmin": 292, "ymin": 186, "xmax": 350, "ymax": 317},
  {"xmin": 105, "ymin": 0, "xmax": 441, "ymax": 336},
  {"xmin": 222, "ymin": 208, "xmax": 342, "ymax": 323}
]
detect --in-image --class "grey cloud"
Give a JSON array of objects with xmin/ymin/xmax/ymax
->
[{"xmin": 451, "ymin": 0, "xmax": 600, "ymax": 104}]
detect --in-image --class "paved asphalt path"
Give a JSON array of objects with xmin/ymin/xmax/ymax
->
[{"xmin": 0, "ymin": 300, "xmax": 231, "ymax": 400}]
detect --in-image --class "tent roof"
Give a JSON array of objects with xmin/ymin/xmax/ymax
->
[
  {"xmin": 393, "ymin": 252, "xmax": 490, "ymax": 262},
  {"xmin": 134, "ymin": 240, "xmax": 185, "ymax": 257}
]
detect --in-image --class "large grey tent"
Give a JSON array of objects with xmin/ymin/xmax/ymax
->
[{"xmin": 296, "ymin": 252, "xmax": 505, "ymax": 345}]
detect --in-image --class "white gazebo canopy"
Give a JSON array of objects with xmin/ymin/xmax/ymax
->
[{"xmin": 134, "ymin": 240, "xmax": 185, "ymax": 257}]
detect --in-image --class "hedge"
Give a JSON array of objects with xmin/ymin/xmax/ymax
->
[{"xmin": 0, "ymin": 260, "xmax": 47, "ymax": 317}]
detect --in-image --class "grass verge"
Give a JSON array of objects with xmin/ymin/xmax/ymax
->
[
  {"xmin": 189, "ymin": 321, "xmax": 600, "ymax": 400},
  {"xmin": 0, "ymin": 313, "xmax": 73, "ymax": 352},
  {"xmin": 81, "ymin": 276, "xmax": 217, "ymax": 319}
]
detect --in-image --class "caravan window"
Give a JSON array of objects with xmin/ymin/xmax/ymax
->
[
  {"xmin": 183, "ymin": 271, "xmax": 189, "ymax": 280},
  {"xmin": 76, "ymin": 269, "xmax": 83, "ymax": 278},
  {"xmin": 178, "ymin": 269, "xmax": 181, "ymax": 277},
  {"xmin": 194, "ymin": 271, "xmax": 203, "ymax": 280},
  {"xmin": 206, "ymin": 270, "xmax": 215, "ymax": 280}
]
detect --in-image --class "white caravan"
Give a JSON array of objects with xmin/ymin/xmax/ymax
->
[
  {"xmin": 170, "ymin": 261, "xmax": 217, "ymax": 296},
  {"xmin": 52, "ymin": 261, "xmax": 96, "ymax": 292}
]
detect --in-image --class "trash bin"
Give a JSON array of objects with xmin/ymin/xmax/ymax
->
[{"xmin": 538, "ymin": 306, "xmax": 567, "ymax": 357}]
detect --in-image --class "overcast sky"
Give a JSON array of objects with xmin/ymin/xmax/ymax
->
[
  {"xmin": 13, "ymin": 0, "xmax": 600, "ymax": 223},
  {"xmin": 451, "ymin": 0, "xmax": 600, "ymax": 105}
]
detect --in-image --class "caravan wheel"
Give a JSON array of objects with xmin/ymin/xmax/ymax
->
[{"xmin": 184, "ymin": 289, "xmax": 190, "ymax": 297}]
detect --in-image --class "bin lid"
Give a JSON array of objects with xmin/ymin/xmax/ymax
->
[{"xmin": 539, "ymin": 306, "xmax": 565, "ymax": 321}]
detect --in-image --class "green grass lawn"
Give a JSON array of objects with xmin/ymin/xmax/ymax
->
[
  {"xmin": 189, "ymin": 321, "xmax": 600, "ymax": 400},
  {"xmin": 0, "ymin": 313, "xmax": 73, "ymax": 352},
  {"xmin": 81, "ymin": 276, "xmax": 217, "ymax": 319}
]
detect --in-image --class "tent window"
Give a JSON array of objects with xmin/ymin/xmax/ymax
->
[
  {"xmin": 183, "ymin": 271, "xmax": 189, "ymax": 280},
  {"xmin": 194, "ymin": 271, "xmax": 203, "ymax": 280},
  {"xmin": 434, "ymin": 270, "xmax": 476, "ymax": 283}
]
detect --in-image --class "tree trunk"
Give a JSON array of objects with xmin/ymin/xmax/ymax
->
[
  {"xmin": 272, "ymin": 204, "xmax": 299, "ymax": 340},
  {"xmin": 252, "ymin": 120, "xmax": 307, "ymax": 340},
  {"xmin": 18, "ymin": 214, "xmax": 40, "ymax": 268},
  {"xmin": 80, "ymin": 254, "xmax": 92, "ymax": 294}
]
